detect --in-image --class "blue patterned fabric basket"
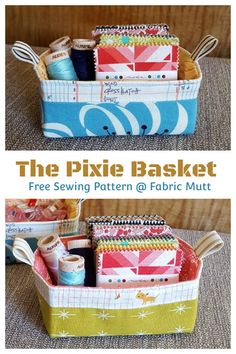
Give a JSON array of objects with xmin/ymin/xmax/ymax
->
[
  {"xmin": 12, "ymin": 35, "xmax": 218, "ymax": 138},
  {"xmin": 38, "ymin": 47, "xmax": 202, "ymax": 138}
]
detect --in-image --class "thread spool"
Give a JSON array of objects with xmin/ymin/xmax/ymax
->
[
  {"xmin": 38, "ymin": 234, "xmax": 68, "ymax": 283},
  {"xmin": 67, "ymin": 239, "xmax": 91, "ymax": 250},
  {"xmin": 45, "ymin": 50, "xmax": 78, "ymax": 80},
  {"xmin": 71, "ymin": 39, "xmax": 96, "ymax": 81},
  {"xmin": 59, "ymin": 255, "xmax": 85, "ymax": 286},
  {"xmin": 49, "ymin": 36, "xmax": 71, "ymax": 54},
  {"xmin": 67, "ymin": 238, "xmax": 96, "ymax": 287}
]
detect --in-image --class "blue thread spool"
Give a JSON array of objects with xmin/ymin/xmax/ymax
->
[
  {"xmin": 45, "ymin": 50, "xmax": 78, "ymax": 80},
  {"xmin": 71, "ymin": 39, "xmax": 96, "ymax": 81},
  {"xmin": 58, "ymin": 254, "xmax": 85, "ymax": 286}
]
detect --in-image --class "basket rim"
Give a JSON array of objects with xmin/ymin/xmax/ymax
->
[{"xmin": 5, "ymin": 214, "xmax": 79, "ymax": 226}]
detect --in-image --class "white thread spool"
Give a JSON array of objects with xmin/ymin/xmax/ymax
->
[
  {"xmin": 45, "ymin": 50, "xmax": 70, "ymax": 66},
  {"xmin": 72, "ymin": 39, "xmax": 96, "ymax": 50},
  {"xmin": 37, "ymin": 234, "xmax": 68, "ymax": 283},
  {"xmin": 58, "ymin": 255, "xmax": 85, "ymax": 286},
  {"xmin": 67, "ymin": 239, "xmax": 91, "ymax": 250},
  {"xmin": 49, "ymin": 36, "xmax": 71, "ymax": 55}
]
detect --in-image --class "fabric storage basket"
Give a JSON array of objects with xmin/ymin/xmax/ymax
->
[
  {"xmin": 5, "ymin": 200, "xmax": 82, "ymax": 264},
  {"xmin": 13, "ymin": 231, "xmax": 223, "ymax": 337},
  {"xmin": 12, "ymin": 35, "xmax": 218, "ymax": 138}
]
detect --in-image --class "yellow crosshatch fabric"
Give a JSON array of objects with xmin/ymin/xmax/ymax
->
[{"xmin": 37, "ymin": 292, "xmax": 198, "ymax": 337}]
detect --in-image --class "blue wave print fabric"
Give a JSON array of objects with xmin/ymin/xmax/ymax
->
[{"xmin": 41, "ymin": 99, "xmax": 198, "ymax": 138}]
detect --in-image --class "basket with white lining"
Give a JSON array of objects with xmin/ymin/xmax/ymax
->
[
  {"xmin": 11, "ymin": 35, "xmax": 218, "ymax": 138},
  {"xmin": 5, "ymin": 199, "xmax": 82, "ymax": 264},
  {"xmin": 13, "ymin": 230, "xmax": 223, "ymax": 337}
]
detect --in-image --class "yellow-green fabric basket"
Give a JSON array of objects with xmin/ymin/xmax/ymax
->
[{"xmin": 33, "ymin": 236, "xmax": 205, "ymax": 338}]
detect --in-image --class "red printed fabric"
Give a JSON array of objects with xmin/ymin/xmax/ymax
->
[
  {"xmin": 98, "ymin": 249, "xmax": 183, "ymax": 275},
  {"xmin": 96, "ymin": 45, "xmax": 178, "ymax": 71},
  {"xmin": 93, "ymin": 224, "xmax": 172, "ymax": 239}
]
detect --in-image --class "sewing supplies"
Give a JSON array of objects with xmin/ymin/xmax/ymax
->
[
  {"xmin": 94, "ymin": 35, "xmax": 179, "ymax": 80},
  {"xmin": 68, "ymin": 239, "xmax": 96, "ymax": 286},
  {"xmin": 13, "ymin": 228, "xmax": 223, "ymax": 337},
  {"xmin": 93, "ymin": 23, "xmax": 179, "ymax": 81},
  {"xmin": 5, "ymin": 199, "xmax": 69, "ymax": 222},
  {"xmin": 58, "ymin": 254, "xmax": 85, "ymax": 286},
  {"xmin": 11, "ymin": 211, "xmax": 186, "ymax": 290},
  {"xmin": 71, "ymin": 39, "xmax": 96, "ymax": 80},
  {"xmin": 38, "ymin": 234, "xmax": 68, "ymax": 283},
  {"xmin": 49, "ymin": 36, "xmax": 71, "ymax": 54},
  {"xmin": 45, "ymin": 50, "xmax": 78, "ymax": 80},
  {"xmin": 86, "ymin": 214, "xmax": 183, "ymax": 287},
  {"xmin": 12, "ymin": 23, "xmax": 179, "ymax": 83}
]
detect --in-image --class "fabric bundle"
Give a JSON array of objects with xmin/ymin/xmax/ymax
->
[
  {"xmin": 93, "ymin": 23, "xmax": 179, "ymax": 81},
  {"xmin": 87, "ymin": 215, "xmax": 183, "ymax": 288}
]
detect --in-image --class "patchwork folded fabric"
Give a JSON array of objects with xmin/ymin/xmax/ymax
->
[
  {"xmin": 96, "ymin": 248, "xmax": 183, "ymax": 287},
  {"xmin": 86, "ymin": 214, "xmax": 166, "ymax": 237},
  {"xmin": 98, "ymin": 34, "xmax": 179, "ymax": 47},
  {"xmin": 96, "ymin": 235, "xmax": 179, "ymax": 251},
  {"xmin": 91, "ymin": 214, "xmax": 183, "ymax": 287},
  {"xmin": 92, "ymin": 224, "xmax": 172, "ymax": 239},
  {"xmin": 87, "ymin": 214, "xmax": 166, "ymax": 225},
  {"xmin": 92, "ymin": 24, "xmax": 169, "ymax": 38},
  {"xmin": 94, "ymin": 43, "xmax": 179, "ymax": 80},
  {"xmin": 94, "ymin": 26, "xmax": 179, "ymax": 81}
]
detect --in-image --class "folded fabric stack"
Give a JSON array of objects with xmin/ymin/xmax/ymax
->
[
  {"xmin": 92, "ymin": 24, "xmax": 170, "ymax": 40},
  {"xmin": 93, "ymin": 23, "xmax": 179, "ymax": 81},
  {"xmin": 87, "ymin": 215, "xmax": 183, "ymax": 288},
  {"xmin": 86, "ymin": 214, "xmax": 166, "ymax": 238}
]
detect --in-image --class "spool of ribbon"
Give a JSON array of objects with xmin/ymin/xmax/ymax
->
[
  {"xmin": 49, "ymin": 36, "xmax": 71, "ymax": 54},
  {"xmin": 37, "ymin": 234, "xmax": 68, "ymax": 283},
  {"xmin": 71, "ymin": 39, "xmax": 96, "ymax": 81},
  {"xmin": 58, "ymin": 254, "xmax": 85, "ymax": 286},
  {"xmin": 45, "ymin": 50, "xmax": 78, "ymax": 80}
]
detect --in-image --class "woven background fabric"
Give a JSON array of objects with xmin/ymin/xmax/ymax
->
[
  {"xmin": 6, "ymin": 45, "xmax": 230, "ymax": 151},
  {"xmin": 5, "ymin": 229, "xmax": 231, "ymax": 349}
]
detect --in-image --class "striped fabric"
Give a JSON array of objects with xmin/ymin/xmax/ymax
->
[
  {"xmin": 191, "ymin": 35, "xmax": 219, "ymax": 61},
  {"xmin": 193, "ymin": 230, "xmax": 224, "ymax": 259}
]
